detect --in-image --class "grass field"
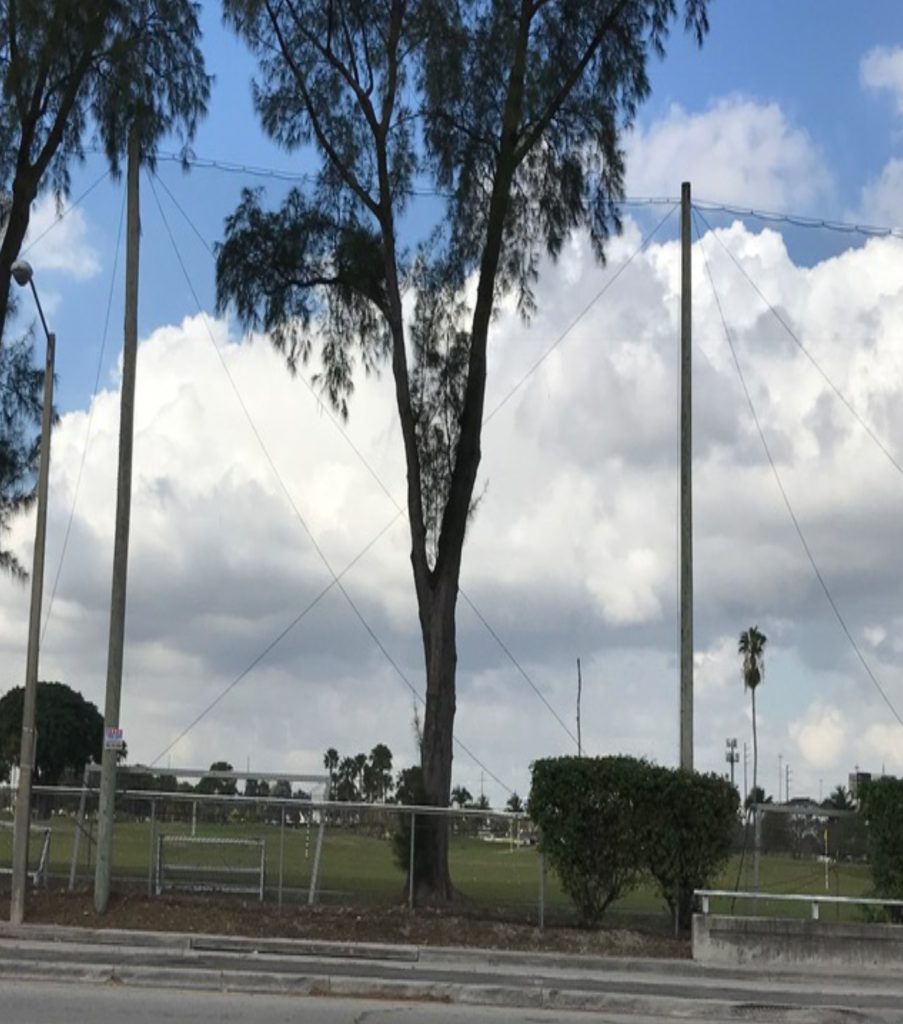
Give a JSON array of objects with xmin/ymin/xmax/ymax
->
[{"xmin": 0, "ymin": 807, "xmax": 876, "ymax": 926}]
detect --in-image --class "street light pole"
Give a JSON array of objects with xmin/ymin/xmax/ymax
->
[{"xmin": 9, "ymin": 260, "xmax": 55, "ymax": 925}]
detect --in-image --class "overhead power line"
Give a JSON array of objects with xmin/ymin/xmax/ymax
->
[
  {"xmin": 147, "ymin": 171, "xmax": 514, "ymax": 794},
  {"xmin": 40, "ymin": 188, "xmax": 127, "ymax": 643},
  {"xmin": 152, "ymin": 168, "xmax": 585, "ymax": 753},
  {"xmin": 20, "ymin": 169, "xmax": 112, "ymax": 257},
  {"xmin": 694, "ymin": 209, "xmax": 903, "ymax": 732},
  {"xmin": 694, "ymin": 206, "xmax": 903, "ymax": 482},
  {"xmin": 145, "ymin": 145, "xmax": 903, "ymax": 238}
]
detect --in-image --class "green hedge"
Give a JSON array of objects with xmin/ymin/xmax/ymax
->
[
  {"xmin": 859, "ymin": 776, "xmax": 903, "ymax": 921},
  {"xmin": 530, "ymin": 755, "xmax": 738, "ymax": 932}
]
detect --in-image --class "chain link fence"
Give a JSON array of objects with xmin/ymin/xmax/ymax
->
[
  {"xmin": 0, "ymin": 786, "xmax": 885, "ymax": 928},
  {"xmin": 706, "ymin": 801, "xmax": 874, "ymax": 921}
]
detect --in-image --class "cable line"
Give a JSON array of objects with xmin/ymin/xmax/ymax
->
[
  {"xmin": 123, "ymin": 146, "xmax": 903, "ymax": 238},
  {"xmin": 694, "ymin": 210, "xmax": 903, "ymax": 731},
  {"xmin": 147, "ymin": 171, "xmax": 514, "ymax": 794},
  {"xmin": 694, "ymin": 206, "xmax": 903, "ymax": 482},
  {"xmin": 153, "ymin": 168, "xmax": 582, "ymax": 752},
  {"xmin": 41, "ymin": 187, "xmax": 127, "ymax": 642},
  {"xmin": 20, "ymin": 169, "xmax": 112, "ymax": 256},
  {"xmin": 484, "ymin": 203, "xmax": 678, "ymax": 424}
]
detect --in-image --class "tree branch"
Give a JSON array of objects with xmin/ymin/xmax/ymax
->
[
  {"xmin": 262, "ymin": 0, "xmax": 380, "ymax": 218},
  {"xmin": 514, "ymin": 0, "xmax": 634, "ymax": 165},
  {"xmin": 281, "ymin": 0, "xmax": 381, "ymax": 136},
  {"xmin": 379, "ymin": 0, "xmax": 403, "ymax": 138}
]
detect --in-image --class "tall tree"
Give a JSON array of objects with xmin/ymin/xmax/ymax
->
[
  {"xmin": 739, "ymin": 626, "xmax": 767, "ymax": 811},
  {"xmin": 218, "ymin": 0, "xmax": 710, "ymax": 903},
  {"xmin": 369, "ymin": 743, "xmax": 394, "ymax": 803},
  {"xmin": 0, "ymin": 0, "xmax": 208, "ymax": 346},
  {"xmin": 0, "ymin": 680, "xmax": 102, "ymax": 784},
  {"xmin": 0, "ymin": 335, "xmax": 42, "ymax": 576},
  {"xmin": 336, "ymin": 755, "xmax": 360, "ymax": 801},
  {"xmin": 323, "ymin": 746, "xmax": 339, "ymax": 799},
  {"xmin": 0, "ymin": 0, "xmax": 208, "ymax": 584},
  {"xmin": 197, "ymin": 760, "xmax": 238, "ymax": 795}
]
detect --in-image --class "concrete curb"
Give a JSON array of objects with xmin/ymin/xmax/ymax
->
[
  {"xmin": 0, "ymin": 956, "xmax": 891, "ymax": 1021},
  {"xmin": 0, "ymin": 922, "xmax": 900, "ymax": 1021}
]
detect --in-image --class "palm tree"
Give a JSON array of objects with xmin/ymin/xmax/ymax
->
[
  {"xmin": 323, "ymin": 748, "xmax": 339, "ymax": 800},
  {"xmin": 739, "ymin": 626, "xmax": 767, "ymax": 811},
  {"xmin": 451, "ymin": 785, "xmax": 472, "ymax": 809}
]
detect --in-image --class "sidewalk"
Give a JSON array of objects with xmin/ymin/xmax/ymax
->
[{"xmin": 0, "ymin": 922, "xmax": 901, "ymax": 1021}]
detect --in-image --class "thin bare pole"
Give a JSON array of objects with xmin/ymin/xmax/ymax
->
[
  {"xmin": 95, "ymin": 130, "xmax": 141, "ymax": 913},
  {"xmin": 679, "ymin": 181, "xmax": 694, "ymax": 772},
  {"xmin": 9, "ymin": 328, "xmax": 55, "ymax": 924}
]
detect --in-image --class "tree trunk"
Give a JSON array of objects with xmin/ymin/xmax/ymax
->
[
  {"xmin": 413, "ymin": 572, "xmax": 458, "ymax": 904},
  {"xmin": 0, "ymin": 175, "xmax": 38, "ymax": 345},
  {"xmin": 751, "ymin": 687, "xmax": 758, "ymax": 804}
]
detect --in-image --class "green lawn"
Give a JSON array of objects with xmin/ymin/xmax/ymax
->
[{"xmin": 2, "ymin": 809, "xmax": 876, "ymax": 926}]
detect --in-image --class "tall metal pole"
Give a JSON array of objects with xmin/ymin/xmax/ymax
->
[
  {"xmin": 9, "ymin": 329, "xmax": 55, "ymax": 924},
  {"xmin": 94, "ymin": 130, "xmax": 140, "ymax": 913},
  {"xmin": 576, "ymin": 658, "xmax": 582, "ymax": 756},
  {"xmin": 679, "ymin": 181, "xmax": 694, "ymax": 772}
]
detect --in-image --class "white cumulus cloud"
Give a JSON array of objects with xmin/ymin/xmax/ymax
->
[
  {"xmin": 4, "ymin": 211, "xmax": 903, "ymax": 802},
  {"xmin": 861, "ymin": 45, "xmax": 903, "ymax": 118},
  {"xmin": 790, "ymin": 705, "xmax": 846, "ymax": 770},
  {"xmin": 626, "ymin": 98, "xmax": 832, "ymax": 210},
  {"xmin": 22, "ymin": 195, "xmax": 101, "ymax": 281}
]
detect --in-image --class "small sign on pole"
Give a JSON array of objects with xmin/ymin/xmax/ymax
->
[{"xmin": 104, "ymin": 727, "xmax": 125, "ymax": 751}]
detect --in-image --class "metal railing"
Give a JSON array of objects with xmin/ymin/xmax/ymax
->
[{"xmin": 696, "ymin": 889, "xmax": 903, "ymax": 921}]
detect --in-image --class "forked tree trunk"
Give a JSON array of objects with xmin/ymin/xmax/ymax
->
[{"xmin": 413, "ymin": 573, "xmax": 458, "ymax": 903}]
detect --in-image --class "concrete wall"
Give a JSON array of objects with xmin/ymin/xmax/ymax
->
[{"xmin": 693, "ymin": 914, "xmax": 903, "ymax": 970}]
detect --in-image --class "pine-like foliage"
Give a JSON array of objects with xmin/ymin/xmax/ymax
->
[
  {"xmin": 217, "ymin": 0, "xmax": 710, "ymax": 901},
  {"xmin": 0, "ymin": 335, "xmax": 43, "ymax": 578}
]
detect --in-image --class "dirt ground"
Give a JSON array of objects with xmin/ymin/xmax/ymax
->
[{"xmin": 20, "ymin": 888, "xmax": 689, "ymax": 959}]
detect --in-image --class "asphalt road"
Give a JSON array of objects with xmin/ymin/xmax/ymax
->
[{"xmin": 0, "ymin": 981, "xmax": 717, "ymax": 1024}]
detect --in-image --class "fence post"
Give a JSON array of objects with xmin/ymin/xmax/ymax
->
[
  {"xmin": 538, "ymin": 849, "xmax": 545, "ymax": 932},
  {"xmin": 308, "ymin": 815, "xmax": 325, "ymax": 906},
  {"xmin": 154, "ymin": 833, "xmax": 162, "ymax": 896},
  {"xmin": 408, "ymin": 810, "xmax": 416, "ymax": 910},
  {"xmin": 278, "ymin": 805, "xmax": 285, "ymax": 911},
  {"xmin": 68, "ymin": 766, "xmax": 90, "ymax": 892},
  {"xmin": 753, "ymin": 806, "xmax": 762, "ymax": 902},
  {"xmin": 191, "ymin": 800, "xmax": 197, "ymax": 837},
  {"xmin": 147, "ymin": 798, "xmax": 156, "ymax": 898}
]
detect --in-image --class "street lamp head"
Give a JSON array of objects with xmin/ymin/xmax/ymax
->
[{"xmin": 11, "ymin": 260, "xmax": 34, "ymax": 287}]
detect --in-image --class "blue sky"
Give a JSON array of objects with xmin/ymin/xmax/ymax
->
[
  {"xmin": 12, "ymin": 1, "xmax": 903, "ymax": 416},
  {"xmin": 4, "ymin": 2, "xmax": 903, "ymax": 803}
]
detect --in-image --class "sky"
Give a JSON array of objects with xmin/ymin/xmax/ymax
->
[{"xmin": 3, "ymin": 1, "xmax": 903, "ymax": 807}]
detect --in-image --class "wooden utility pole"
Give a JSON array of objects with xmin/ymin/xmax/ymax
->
[
  {"xmin": 95, "ymin": 130, "xmax": 140, "ymax": 913},
  {"xmin": 679, "ymin": 181, "xmax": 694, "ymax": 773}
]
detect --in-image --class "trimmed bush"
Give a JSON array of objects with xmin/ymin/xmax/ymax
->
[
  {"xmin": 641, "ymin": 766, "xmax": 738, "ymax": 933},
  {"xmin": 529, "ymin": 756, "xmax": 651, "ymax": 926},
  {"xmin": 530, "ymin": 756, "xmax": 739, "ymax": 932}
]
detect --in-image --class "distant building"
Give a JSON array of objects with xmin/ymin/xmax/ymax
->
[{"xmin": 848, "ymin": 771, "xmax": 872, "ymax": 800}]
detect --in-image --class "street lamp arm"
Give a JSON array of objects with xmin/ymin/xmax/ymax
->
[{"xmin": 10, "ymin": 261, "xmax": 51, "ymax": 344}]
